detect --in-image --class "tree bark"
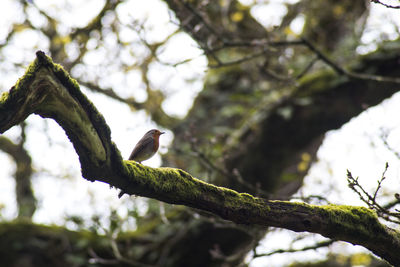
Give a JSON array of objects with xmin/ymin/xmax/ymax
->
[
  {"xmin": 1, "ymin": 51, "xmax": 399, "ymax": 266},
  {"xmin": 0, "ymin": 133, "xmax": 36, "ymax": 219}
]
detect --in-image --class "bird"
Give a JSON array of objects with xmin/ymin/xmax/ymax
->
[
  {"xmin": 129, "ymin": 129, "xmax": 165, "ymax": 163},
  {"xmin": 119, "ymin": 129, "xmax": 164, "ymax": 198}
]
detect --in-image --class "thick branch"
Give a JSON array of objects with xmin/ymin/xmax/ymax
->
[
  {"xmin": 1, "ymin": 52, "xmax": 400, "ymax": 265},
  {"xmin": 0, "ymin": 134, "xmax": 36, "ymax": 219}
]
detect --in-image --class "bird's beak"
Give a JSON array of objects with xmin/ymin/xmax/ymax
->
[{"xmin": 160, "ymin": 131, "xmax": 165, "ymax": 135}]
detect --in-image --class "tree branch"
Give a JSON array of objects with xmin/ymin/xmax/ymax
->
[
  {"xmin": 371, "ymin": 0, "xmax": 400, "ymax": 9},
  {"xmin": 253, "ymin": 239, "xmax": 334, "ymax": 258},
  {"xmin": 0, "ymin": 131, "xmax": 36, "ymax": 219},
  {"xmin": 300, "ymin": 38, "xmax": 400, "ymax": 84},
  {"xmin": 1, "ymin": 52, "xmax": 400, "ymax": 266}
]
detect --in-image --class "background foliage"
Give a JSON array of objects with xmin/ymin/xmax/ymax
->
[{"xmin": 0, "ymin": 0, "xmax": 400, "ymax": 266}]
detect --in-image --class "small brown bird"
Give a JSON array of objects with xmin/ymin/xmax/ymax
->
[
  {"xmin": 120, "ymin": 129, "xmax": 164, "ymax": 198},
  {"xmin": 129, "ymin": 129, "xmax": 165, "ymax": 163}
]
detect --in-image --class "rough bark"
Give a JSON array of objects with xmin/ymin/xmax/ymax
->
[
  {"xmin": 157, "ymin": 2, "xmax": 398, "ymax": 263},
  {"xmin": 1, "ymin": 51, "xmax": 400, "ymax": 266}
]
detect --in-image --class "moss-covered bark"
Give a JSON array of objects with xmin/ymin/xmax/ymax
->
[
  {"xmin": 0, "ymin": 51, "xmax": 400, "ymax": 266},
  {"xmin": 157, "ymin": 2, "xmax": 399, "ymax": 264}
]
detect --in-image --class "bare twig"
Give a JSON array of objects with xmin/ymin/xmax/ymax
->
[
  {"xmin": 372, "ymin": 162, "xmax": 388, "ymax": 202},
  {"xmin": 88, "ymin": 219, "xmax": 157, "ymax": 267},
  {"xmin": 371, "ymin": 0, "xmax": 400, "ymax": 9},
  {"xmin": 253, "ymin": 239, "xmax": 334, "ymax": 258},
  {"xmin": 209, "ymin": 243, "xmax": 249, "ymax": 263},
  {"xmin": 380, "ymin": 128, "xmax": 400, "ymax": 159},
  {"xmin": 301, "ymin": 38, "xmax": 400, "ymax": 84},
  {"xmin": 295, "ymin": 56, "xmax": 318, "ymax": 80},
  {"xmin": 185, "ymin": 136, "xmax": 272, "ymax": 198},
  {"xmin": 157, "ymin": 224, "xmax": 190, "ymax": 266},
  {"xmin": 108, "ymin": 235, "xmax": 157, "ymax": 267},
  {"xmin": 178, "ymin": 1, "xmax": 400, "ymax": 85},
  {"xmin": 208, "ymin": 47, "xmax": 270, "ymax": 68},
  {"xmin": 347, "ymin": 165, "xmax": 400, "ymax": 224},
  {"xmin": 79, "ymin": 80, "xmax": 143, "ymax": 109}
]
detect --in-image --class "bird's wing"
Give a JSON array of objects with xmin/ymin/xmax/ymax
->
[{"xmin": 128, "ymin": 136, "xmax": 153, "ymax": 160}]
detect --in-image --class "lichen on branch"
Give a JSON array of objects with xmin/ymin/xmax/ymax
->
[{"xmin": 1, "ymin": 51, "xmax": 400, "ymax": 266}]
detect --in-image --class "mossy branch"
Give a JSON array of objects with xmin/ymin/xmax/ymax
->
[{"xmin": 1, "ymin": 51, "xmax": 400, "ymax": 266}]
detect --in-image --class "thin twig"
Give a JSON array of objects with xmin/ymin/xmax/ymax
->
[
  {"xmin": 208, "ymin": 47, "xmax": 270, "ymax": 68},
  {"xmin": 301, "ymin": 37, "xmax": 400, "ymax": 84},
  {"xmin": 179, "ymin": 2, "xmax": 400, "ymax": 85},
  {"xmin": 347, "ymin": 166, "xmax": 400, "ymax": 224},
  {"xmin": 380, "ymin": 129, "xmax": 400, "ymax": 159},
  {"xmin": 295, "ymin": 56, "xmax": 318, "ymax": 80},
  {"xmin": 253, "ymin": 239, "xmax": 334, "ymax": 258},
  {"xmin": 371, "ymin": 0, "xmax": 400, "ymax": 9},
  {"xmin": 109, "ymin": 238, "xmax": 156, "ymax": 267},
  {"xmin": 186, "ymin": 138, "xmax": 272, "ymax": 198},
  {"xmin": 372, "ymin": 162, "xmax": 388, "ymax": 202}
]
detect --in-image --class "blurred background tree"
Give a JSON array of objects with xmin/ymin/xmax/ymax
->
[{"xmin": 0, "ymin": 0, "xmax": 399, "ymax": 266}]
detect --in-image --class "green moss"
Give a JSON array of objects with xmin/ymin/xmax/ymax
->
[
  {"xmin": 1, "ymin": 58, "xmax": 40, "ymax": 107},
  {"xmin": 122, "ymin": 160, "xmax": 264, "ymax": 209},
  {"xmin": 13, "ymin": 59, "xmax": 41, "ymax": 91},
  {"xmin": 323, "ymin": 204, "xmax": 377, "ymax": 221},
  {"xmin": 0, "ymin": 91, "xmax": 8, "ymax": 103},
  {"xmin": 36, "ymin": 52, "xmax": 112, "ymax": 141},
  {"xmin": 318, "ymin": 204, "xmax": 383, "ymax": 240},
  {"xmin": 36, "ymin": 52, "xmax": 122, "ymax": 169},
  {"xmin": 235, "ymin": 193, "xmax": 254, "ymax": 203},
  {"xmin": 0, "ymin": 59, "xmax": 41, "ymax": 128},
  {"xmin": 157, "ymin": 167, "xmax": 206, "ymax": 198}
]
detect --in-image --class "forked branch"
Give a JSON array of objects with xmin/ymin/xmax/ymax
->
[{"xmin": 1, "ymin": 52, "xmax": 400, "ymax": 265}]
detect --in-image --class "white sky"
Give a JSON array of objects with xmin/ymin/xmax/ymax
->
[{"xmin": 0, "ymin": 0, "xmax": 400, "ymax": 266}]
